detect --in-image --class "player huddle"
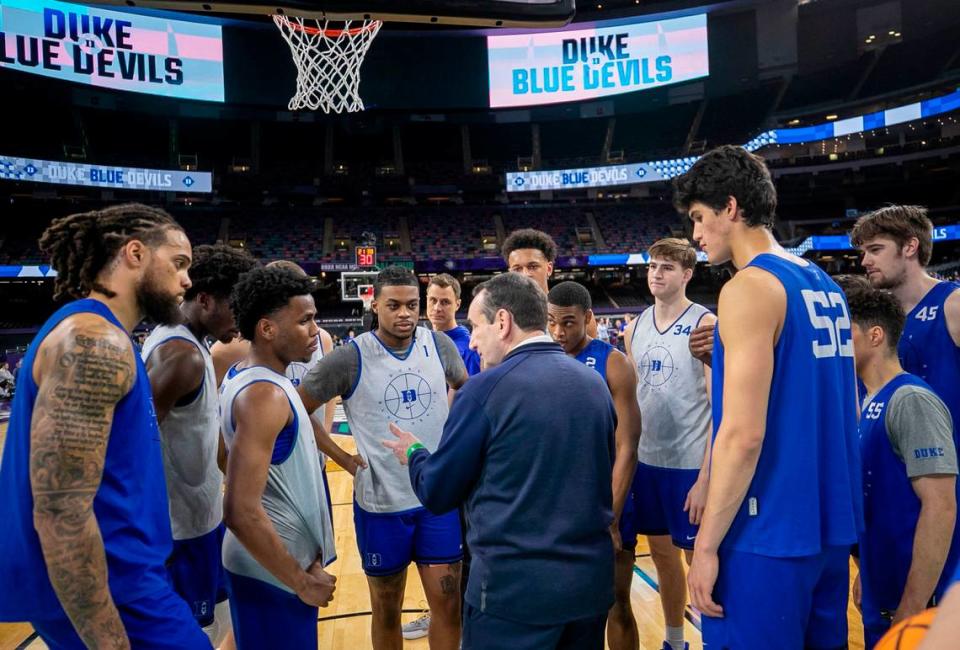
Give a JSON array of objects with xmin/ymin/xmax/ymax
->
[{"xmin": 0, "ymin": 144, "xmax": 957, "ymax": 650}]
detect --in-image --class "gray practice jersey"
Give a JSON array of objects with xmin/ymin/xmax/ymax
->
[
  {"xmin": 303, "ymin": 327, "xmax": 464, "ymax": 513},
  {"xmin": 872, "ymin": 383, "xmax": 958, "ymax": 478},
  {"xmin": 220, "ymin": 365, "xmax": 336, "ymax": 592},
  {"xmin": 347, "ymin": 328, "xmax": 451, "ymax": 512},
  {"xmin": 630, "ymin": 303, "xmax": 712, "ymax": 469},
  {"xmin": 287, "ymin": 335, "xmax": 326, "ymax": 426},
  {"xmin": 142, "ymin": 324, "xmax": 223, "ymax": 540}
]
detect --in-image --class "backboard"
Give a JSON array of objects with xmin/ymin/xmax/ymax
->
[{"xmin": 340, "ymin": 271, "xmax": 379, "ymax": 302}]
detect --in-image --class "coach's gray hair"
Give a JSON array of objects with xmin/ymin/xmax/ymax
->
[{"xmin": 472, "ymin": 273, "xmax": 547, "ymax": 332}]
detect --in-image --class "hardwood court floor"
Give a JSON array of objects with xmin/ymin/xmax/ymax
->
[{"xmin": 0, "ymin": 425, "xmax": 864, "ymax": 650}]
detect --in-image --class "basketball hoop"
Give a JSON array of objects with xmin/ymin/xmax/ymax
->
[{"xmin": 272, "ymin": 15, "xmax": 382, "ymax": 113}]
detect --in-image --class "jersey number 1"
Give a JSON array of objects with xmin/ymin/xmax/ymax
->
[{"xmin": 801, "ymin": 290, "xmax": 854, "ymax": 359}]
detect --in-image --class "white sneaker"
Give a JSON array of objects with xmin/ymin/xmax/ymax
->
[{"xmin": 401, "ymin": 613, "xmax": 431, "ymax": 640}]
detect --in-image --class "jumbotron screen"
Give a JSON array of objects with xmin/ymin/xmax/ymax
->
[
  {"xmin": 0, "ymin": 0, "xmax": 224, "ymax": 101},
  {"xmin": 487, "ymin": 13, "xmax": 709, "ymax": 108}
]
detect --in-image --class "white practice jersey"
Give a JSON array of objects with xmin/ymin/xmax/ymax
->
[
  {"xmin": 630, "ymin": 303, "xmax": 712, "ymax": 469},
  {"xmin": 343, "ymin": 328, "xmax": 450, "ymax": 513},
  {"xmin": 220, "ymin": 364, "xmax": 336, "ymax": 591},
  {"xmin": 142, "ymin": 324, "xmax": 223, "ymax": 540}
]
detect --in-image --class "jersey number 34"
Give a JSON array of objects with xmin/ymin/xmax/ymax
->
[{"xmin": 801, "ymin": 290, "xmax": 854, "ymax": 359}]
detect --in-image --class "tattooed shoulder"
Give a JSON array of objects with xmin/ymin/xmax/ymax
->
[
  {"xmin": 29, "ymin": 314, "xmax": 135, "ymax": 649},
  {"xmin": 31, "ymin": 314, "xmax": 136, "ymax": 492}
]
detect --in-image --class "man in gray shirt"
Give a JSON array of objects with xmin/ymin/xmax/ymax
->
[
  {"xmin": 299, "ymin": 266, "xmax": 467, "ymax": 650},
  {"xmin": 843, "ymin": 278, "xmax": 958, "ymax": 648}
]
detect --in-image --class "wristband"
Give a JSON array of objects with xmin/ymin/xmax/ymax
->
[{"xmin": 406, "ymin": 442, "xmax": 425, "ymax": 459}]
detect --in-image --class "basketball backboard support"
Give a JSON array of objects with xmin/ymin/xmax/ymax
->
[{"xmin": 78, "ymin": 1, "xmax": 576, "ymax": 27}]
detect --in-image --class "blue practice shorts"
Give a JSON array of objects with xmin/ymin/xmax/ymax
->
[
  {"xmin": 354, "ymin": 502, "xmax": 463, "ymax": 577},
  {"xmin": 167, "ymin": 523, "xmax": 228, "ymax": 627},
  {"xmin": 32, "ymin": 586, "xmax": 212, "ymax": 650},
  {"xmin": 701, "ymin": 545, "xmax": 850, "ymax": 650},
  {"xmin": 226, "ymin": 571, "xmax": 316, "ymax": 650},
  {"xmin": 620, "ymin": 462, "xmax": 700, "ymax": 550}
]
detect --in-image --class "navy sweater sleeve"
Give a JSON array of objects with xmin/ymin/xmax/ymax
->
[{"xmin": 408, "ymin": 390, "xmax": 489, "ymax": 514}]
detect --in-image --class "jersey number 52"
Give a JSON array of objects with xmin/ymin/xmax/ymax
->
[{"xmin": 801, "ymin": 290, "xmax": 854, "ymax": 359}]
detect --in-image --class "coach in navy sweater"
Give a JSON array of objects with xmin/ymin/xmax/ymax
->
[{"xmin": 384, "ymin": 272, "xmax": 616, "ymax": 650}]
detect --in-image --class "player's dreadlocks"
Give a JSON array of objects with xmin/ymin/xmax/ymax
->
[{"xmin": 38, "ymin": 203, "xmax": 181, "ymax": 301}]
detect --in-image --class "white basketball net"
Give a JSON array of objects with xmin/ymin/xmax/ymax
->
[{"xmin": 272, "ymin": 15, "xmax": 382, "ymax": 113}]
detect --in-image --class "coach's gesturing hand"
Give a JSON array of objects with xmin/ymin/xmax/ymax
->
[
  {"xmin": 383, "ymin": 422, "xmax": 422, "ymax": 466},
  {"xmin": 297, "ymin": 559, "xmax": 337, "ymax": 608},
  {"xmin": 687, "ymin": 547, "xmax": 724, "ymax": 618}
]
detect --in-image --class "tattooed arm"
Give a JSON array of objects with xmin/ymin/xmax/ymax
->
[{"xmin": 30, "ymin": 314, "xmax": 136, "ymax": 649}]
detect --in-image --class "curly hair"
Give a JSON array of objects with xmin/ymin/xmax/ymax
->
[
  {"xmin": 473, "ymin": 272, "xmax": 547, "ymax": 331},
  {"xmin": 184, "ymin": 244, "xmax": 259, "ymax": 301},
  {"xmin": 230, "ymin": 267, "xmax": 315, "ymax": 341},
  {"xmin": 850, "ymin": 205, "xmax": 934, "ymax": 267},
  {"xmin": 673, "ymin": 145, "xmax": 777, "ymax": 229},
  {"xmin": 39, "ymin": 203, "xmax": 181, "ymax": 301},
  {"xmin": 833, "ymin": 274, "xmax": 872, "ymax": 295},
  {"xmin": 265, "ymin": 260, "xmax": 308, "ymax": 277},
  {"xmin": 841, "ymin": 280, "xmax": 905, "ymax": 351},
  {"xmin": 502, "ymin": 228, "xmax": 558, "ymax": 263}
]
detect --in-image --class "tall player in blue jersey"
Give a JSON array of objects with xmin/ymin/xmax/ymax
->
[
  {"xmin": 0, "ymin": 204, "xmax": 211, "ymax": 649},
  {"xmin": 546, "ymin": 281, "xmax": 642, "ymax": 650},
  {"xmin": 676, "ymin": 146, "xmax": 863, "ymax": 649},
  {"xmin": 852, "ymin": 206, "xmax": 960, "ymax": 458},
  {"xmin": 840, "ymin": 279, "xmax": 958, "ymax": 648}
]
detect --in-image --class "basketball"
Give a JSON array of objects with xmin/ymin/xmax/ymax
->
[{"xmin": 873, "ymin": 609, "xmax": 937, "ymax": 650}]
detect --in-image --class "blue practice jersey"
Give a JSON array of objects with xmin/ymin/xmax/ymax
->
[
  {"xmin": 0, "ymin": 299, "xmax": 172, "ymax": 620},
  {"xmin": 711, "ymin": 254, "xmax": 863, "ymax": 557},
  {"xmin": 859, "ymin": 373, "xmax": 960, "ymax": 631},
  {"xmin": 443, "ymin": 325, "xmax": 481, "ymax": 376},
  {"xmin": 574, "ymin": 337, "xmax": 615, "ymax": 384},
  {"xmin": 899, "ymin": 282, "xmax": 960, "ymax": 438}
]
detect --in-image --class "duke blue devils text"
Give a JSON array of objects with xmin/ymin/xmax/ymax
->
[
  {"xmin": 0, "ymin": 8, "xmax": 183, "ymax": 85},
  {"xmin": 512, "ymin": 32, "xmax": 673, "ymax": 96}
]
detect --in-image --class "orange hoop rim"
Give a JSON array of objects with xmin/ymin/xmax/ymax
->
[{"xmin": 274, "ymin": 16, "xmax": 382, "ymax": 38}]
